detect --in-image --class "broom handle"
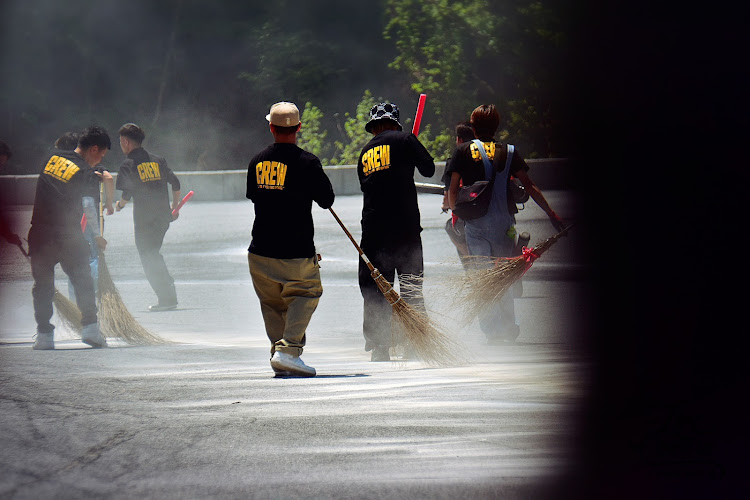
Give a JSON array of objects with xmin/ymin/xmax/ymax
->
[
  {"xmin": 172, "ymin": 190, "xmax": 194, "ymax": 216},
  {"xmin": 328, "ymin": 208, "xmax": 375, "ymax": 272},
  {"xmin": 539, "ymin": 223, "xmax": 575, "ymax": 249},
  {"xmin": 412, "ymin": 94, "xmax": 427, "ymax": 136},
  {"xmin": 15, "ymin": 241, "xmax": 29, "ymax": 259},
  {"xmin": 99, "ymin": 182, "xmax": 104, "ymax": 238}
]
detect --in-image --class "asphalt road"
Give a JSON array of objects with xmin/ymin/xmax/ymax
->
[{"xmin": 0, "ymin": 191, "xmax": 592, "ymax": 499}]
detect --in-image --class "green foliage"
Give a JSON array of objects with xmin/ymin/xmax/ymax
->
[
  {"xmin": 296, "ymin": 91, "xmax": 456, "ymax": 167},
  {"xmin": 329, "ymin": 90, "xmax": 381, "ymax": 166},
  {"xmin": 383, "ymin": 0, "xmax": 497, "ymax": 125},
  {"xmin": 417, "ymin": 126, "xmax": 454, "ymax": 162},
  {"xmin": 383, "ymin": 0, "xmax": 570, "ymax": 157},
  {"xmin": 1, "ymin": 0, "xmax": 572, "ymax": 173},
  {"xmin": 297, "ymin": 102, "xmax": 331, "ymax": 164}
]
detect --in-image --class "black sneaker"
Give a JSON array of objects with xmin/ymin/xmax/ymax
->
[{"xmin": 149, "ymin": 303, "xmax": 177, "ymax": 312}]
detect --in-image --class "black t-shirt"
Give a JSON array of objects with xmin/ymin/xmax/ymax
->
[
  {"xmin": 246, "ymin": 143, "xmax": 335, "ymax": 259},
  {"xmin": 30, "ymin": 149, "xmax": 99, "ymax": 233},
  {"xmin": 116, "ymin": 147, "xmax": 180, "ymax": 226},
  {"xmin": 84, "ymin": 166, "xmax": 107, "ymax": 204},
  {"xmin": 445, "ymin": 140, "xmax": 529, "ymax": 215},
  {"xmin": 357, "ymin": 130, "xmax": 435, "ymax": 239},
  {"xmin": 441, "ymin": 155, "xmax": 455, "ymax": 190}
]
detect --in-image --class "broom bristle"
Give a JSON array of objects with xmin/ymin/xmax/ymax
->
[
  {"xmin": 391, "ymin": 300, "xmax": 466, "ymax": 366},
  {"xmin": 99, "ymin": 290, "xmax": 171, "ymax": 345},
  {"xmin": 98, "ymin": 250, "xmax": 173, "ymax": 345},
  {"xmin": 53, "ymin": 289, "xmax": 83, "ymax": 335},
  {"xmin": 454, "ymin": 228, "xmax": 571, "ymax": 322},
  {"xmin": 371, "ymin": 269, "xmax": 465, "ymax": 366},
  {"xmin": 456, "ymin": 256, "xmax": 528, "ymax": 322}
]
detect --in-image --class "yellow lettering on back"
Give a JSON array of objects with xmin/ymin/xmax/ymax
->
[
  {"xmin": 42, "ymin": 155, "xmax": 79, "ymax": 183},
  {"xmin": 262, "ymin": 161, "xmax": 271, "ymax": 185},
  {"xmin": 470, "ymin": 142, "xmax": 496, "ymax": 161},
  {"xmin": 137, "ymin": 162, "xmax": 162, "ymax": 182},
  {"xmin": 256, "ymin": 160, "xmax": 288, "ymax": 190},
  {"xmin": 269, "ymin": 162, "xmax": 278, "ymax": 185},
  {"xmin": 361, "ymin": 145, "xmax": 391, "ymax": 176},
  {"xmin": 372, "ymin": 146, "xmax": 381, "ymax": 167},
  {"xmin": 277, "ymin": 163, "xmax": 287, "ymax": 186}
]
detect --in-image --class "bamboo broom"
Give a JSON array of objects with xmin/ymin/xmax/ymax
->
[
  {"xmin": 457, "ymin": 225, "xmax": 575, "ymax": 323},
  {"xmin": 328, "ymin": 207, "xmax": 463, "ymax": 367},
  {"xmin": 96, "ymin": 184, "xmax": 172, "ymax": 345}
]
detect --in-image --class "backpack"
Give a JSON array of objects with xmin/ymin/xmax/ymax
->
[{"xmin": 453, "ymin": 141, "xmax": 514, "ymax": 220}]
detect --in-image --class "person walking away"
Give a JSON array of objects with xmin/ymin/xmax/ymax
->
[
  {"xmin": 115, "ymin": 123, "xmax": 181, "ymax": 312},
  {"xmin": 28, "ymin": 126, "xmax": 114, "ymax": 349},
  {"xmin": 0, "ymin": 140, "xmax": 24, "ymax": 249},
  {"xmin": 55, "ymin": 132, "xmax": 112, "ymax": 302},
  {"xmin": 357, "ymin": 102, "xmax": 435, "ymax": 361},
  {"xmin": 447, "ymin": 104, "xmax": 566, "ymax": 343},
  {"xmin": 246, "ymin": 102, "xmax": 335, "ymax": 377},
  {"xmin": 441, "ymin": 122, "xmax": 475, "ymax": 268}
]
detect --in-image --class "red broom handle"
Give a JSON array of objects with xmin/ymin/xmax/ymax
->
[
  {"xmin": 411, "ymin": 94, "xmax": 427, "ymax": 136},
  {"xmin": 172, "ymin": 190, "xmax": 194, "ymax": 216}
]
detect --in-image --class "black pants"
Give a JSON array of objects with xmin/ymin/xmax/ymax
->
[
  {"xmin": 29, "ymin": 226, "xmax": 97, "ymax": 333},
  {"xmin": 358, "ymin": 233, "xmax": 425, "ymax": 351},
  {"xmin": 135, "ymin": 218, "xmax": 176, "ymax": 305}
]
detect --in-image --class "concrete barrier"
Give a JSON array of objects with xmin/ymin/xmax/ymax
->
[{"xmin": 0, "ymin": 158, "xmax": 571, "ymax": 205}]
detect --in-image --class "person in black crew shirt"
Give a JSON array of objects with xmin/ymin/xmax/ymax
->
[
  {"xmin": 28, "ymin": 126, "xmax": 115, "ymax": 350},
  {"xmin": 54, "ymin": 131, "xmax": 113, "ymax": 302},
  {"xmin": 114, "ymin": 123, "xmax": 181, "ymax": 312},
  {"xmin": 441, "ymin": 121, "xmax": 475, "ymax": 267},
  {"xmin": 356, "ymin": 102, "xmax": 435, "ymax": 362},
  {"xmin": 447, "ymin": 104, "xmax": 565, "ymax": 343},
  {"xmin": 246, "ymin": 101, "xmax": 335, "ymax": 378}
]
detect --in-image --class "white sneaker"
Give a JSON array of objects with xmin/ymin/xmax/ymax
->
[
  {"xmin": 33, "ymin": 332, "xmax": 54, "ymax": 350},
  {"xmin": 270, "ymin": 351, "xmax": 316, "ymax": 377},
  {"xmin": 81, "ymin": 323, "xmax": 107, "ymax": 348},
  {"xmin": 271, "ymin": 365, "xmax": 292, "ymax": 377}
]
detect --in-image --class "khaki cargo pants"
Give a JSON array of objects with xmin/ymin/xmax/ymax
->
[{"xmin": 248, "ymin": 253, "xmax": 322, "ymax": 357}]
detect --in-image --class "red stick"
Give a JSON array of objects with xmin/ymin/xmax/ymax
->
[
  {"xmin": 172, "ymin": 190, "xmax": 194, "ymax": 216},
  {"xmin": 411, "ymin": 93, "xmax": 427, "ymax": 136}
]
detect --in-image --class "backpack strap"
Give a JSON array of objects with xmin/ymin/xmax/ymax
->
[{"xmin": 471, "ymin": 139, "xmax": 495, "ymax": 182}]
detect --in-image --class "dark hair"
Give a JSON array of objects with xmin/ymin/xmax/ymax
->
[
  {"xmin": 370, "ymin": 120, "xmax": 400, "ymax": 135},
  {"xmin": 0, "ymin": 140, "xmax": 10, "ymax": 159},
  {"xmin": 78, "ymin": 126, "xmax": 112, "ymax": 151},
  {"xmin": 470, "ymin": 104, "xmax": 500, "ymax": 141},
  {"xmin": 455, "ymin": 122, "xmax": 475, "ymax": 143},
  {"xmin": 119, "ymin": 123, "xmax": 145, "ymax": 144},
  {"xmin": 54, "ymin": 131, "xmax": 80, "ymax": 150},
  {"xmin": 270, "ymin": 123, "xmax": 300, "ymax": 135}
]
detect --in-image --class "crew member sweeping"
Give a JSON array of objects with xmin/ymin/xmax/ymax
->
[
  {"xmin": 356, "ymin": 102, "xmax": 435, "ymax": 361},
  {"xmin": 54, "ymin": 131, "xmax": 113, "ymax": 303},
  {"xmin": 246, "ymin": 101, "xmax": 335, "ymax": 378},
  {"xmin": 114, "ymin": 123, "xmax": 181, "ymax": 312},
  {"xmin": 447, "ymin": 104, "xmax": 566, "ymax": 343},
  {"xmin": 28, "ymin": 126, "xmax": 114, "ymax": 350}
]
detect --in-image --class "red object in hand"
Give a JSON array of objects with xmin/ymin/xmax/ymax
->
[
  {"xmin": 411, "ymin": 94, "xmax": 427, "ymax": 136},
  {"xmin": 172, "ymin": 190, "xmax": 194, "ymax": 216},
  {"xmin": 81, "ymin": 214, "xmax": 87, "ymax": 233}
]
